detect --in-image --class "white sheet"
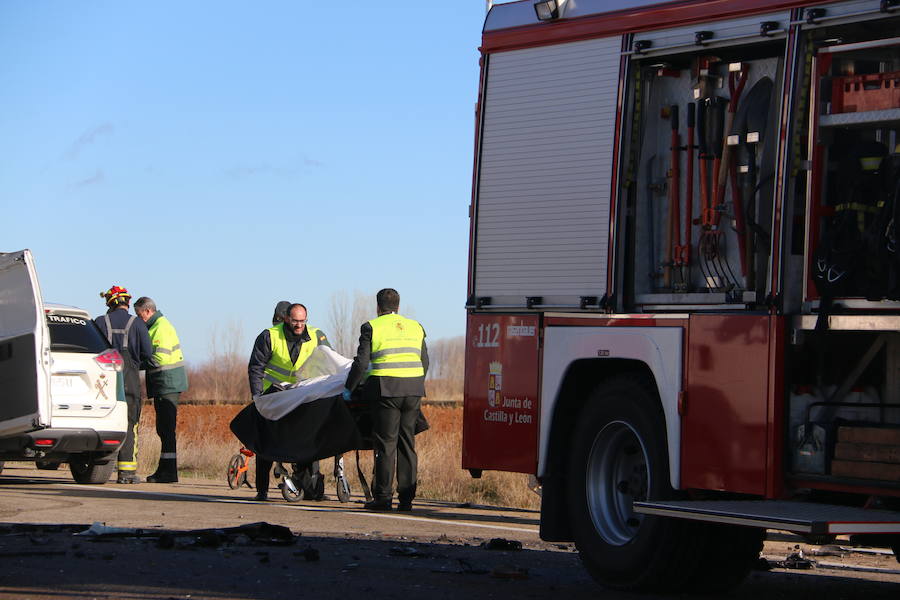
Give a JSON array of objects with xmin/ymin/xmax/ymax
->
[{"xmin": 253, "ymin": 345, "xmax": 353, "ymax": 421}]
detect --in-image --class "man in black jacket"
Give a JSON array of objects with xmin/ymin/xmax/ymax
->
[
  {"xmin": 247, "ymin": 302, "xmax": 331, "ymax": 501},
  {"xmin": 344, "ymin": 288, "xmax": 428, "ymax": 511},
  {"xmin": 95, "ymin": 285, "xmax": 154, "ymax": 484}
]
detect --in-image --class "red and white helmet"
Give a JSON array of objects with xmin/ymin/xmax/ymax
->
[{"xmin": 100, "ymin": 285, "xmax": 131, "ymax": 307}]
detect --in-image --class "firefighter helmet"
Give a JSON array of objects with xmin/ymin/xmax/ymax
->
[{"xmin": 101, "ymin": 285, "xmax": 131, "ymax": 307}]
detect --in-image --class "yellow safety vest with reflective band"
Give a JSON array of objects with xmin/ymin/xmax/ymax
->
[
  {"xmin": 263, "ymin": 325, "xmax": 321, "ymax": 391},
  {"xmin": 147, "ymin": 316, "xmax": 184, "ymax": 372},
  {"xmin": 367, "ymin": 314, "xmax": 425, "ymax": 378}
]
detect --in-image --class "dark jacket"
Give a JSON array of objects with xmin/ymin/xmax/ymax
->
[
  {"xmin": 144, "ymin": 311, "xmax": 189, "ymax": 397},
  {"xmin": 345, "ymin": 319, "xmax": 429, "ymax": 398},
  {"xmin": 93, "ymin": 306, "xmax": 154, "ymax": 371},
  {"xmin": 247, "ymin": 324, "xmax": 332, "ymax": 397}
]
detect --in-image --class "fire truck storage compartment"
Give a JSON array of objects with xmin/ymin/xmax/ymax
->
[
  {"xmin": 787, "ymin": 325, "xmax": 900, "ymax": 484},
  {"xmin": 471, "ymin": 36, "xmax": 621, "ymax": 310},
  {"xmin": 807, "ymin": 30, "xmax": 900, "ymax": 306},
  {"xmin": 622, "ymin": 35, "xmax": 784, "ymax": 310}
]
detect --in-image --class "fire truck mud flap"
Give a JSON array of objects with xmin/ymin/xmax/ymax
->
[{"xmin": 566, "ymin": 374, "xmax": 763, "ymax": 592}]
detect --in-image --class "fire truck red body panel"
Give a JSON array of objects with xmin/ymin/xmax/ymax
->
[
  {"xmin": 462, "ymin": 313, "xmax": 541, "ymax": 474},
  {"xmin": 682, "ymin": 314, "xmax": 772, "ymax": 495}
]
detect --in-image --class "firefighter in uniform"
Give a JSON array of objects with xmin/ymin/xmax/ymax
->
[
  {"xmin": 134, "ymin": 296, "xmax": 188, "ymax": 483},
  {"xmin": 344, "ymin": 288, "xmax": 428, "ymax": 511},
  {"xmin": 94, "ymin": 285, "xmax": 154, "ymax": 484},
  {"xmin": 247, "ymin": 302, "xmax": 332, "ymax": 501}
]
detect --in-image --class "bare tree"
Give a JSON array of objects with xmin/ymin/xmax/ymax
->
[
  {"xmin": 423, "ymin": 335, "xmax": 465, "ymax": 403},
  {"xmin": 427, "ymin": 336, "xmax": 465, "ymax": 379},
  {"xmin": 327, "ymin": 289, "xmax": 376, "ymax": 358},
  {"xmin": 327, "ymin": 291, "xmax": 353, "ymax": 357},
  {"xmin": 182, "ymin": 319, "xmax": 249, "ymax": 404}
]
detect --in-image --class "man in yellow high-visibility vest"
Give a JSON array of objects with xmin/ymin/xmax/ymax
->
[
  {"xmin": 135, "ymin": 296, "xmax": 188, "ymax": 484},
  {"xmin": 247, "ymin": 302, "xmax": 332, "ymax": 501},
  {"xmin": 344, "ymin": 288, "xmax": 429, "ymax": 512}
]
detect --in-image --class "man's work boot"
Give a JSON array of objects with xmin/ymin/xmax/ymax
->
[
  {"xmin": 116, "ymin": 471, "xmax": 140, "ymax": 484},
  {"xmin": 146, "ymin": 458, "xmax": 178, "ymax": 483},
  {"xmin": 254, "ymin": 490, "xmax": 268, "ymax": 501},
  {"xmin": 364, "ymin": 498, "xmax": 392, "ymax": 511},
  {"xmin": 397, "ymin": 484, "xmax": 415, "ymax": 511}
]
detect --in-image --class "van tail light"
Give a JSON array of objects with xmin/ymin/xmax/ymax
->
[
  {"xmin": 102, "ymin": 439, "xmax": 121, "ymax": 446},
  {"xmin": 94, "ymin": 349, "xmax": 124, "ymax": 372},
  {"xmin": 34, "ymin": 439, "xmax": 56, "ymax": 446}
]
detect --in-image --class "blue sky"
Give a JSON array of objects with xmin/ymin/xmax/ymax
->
[{"xmin": 1, "ymin": 2, "xmax": 488, "ymax": 361}]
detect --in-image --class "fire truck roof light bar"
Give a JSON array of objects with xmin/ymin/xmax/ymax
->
[{"xmin": 626, "ymin": 24, "xmax": 786, "ymax": 56}]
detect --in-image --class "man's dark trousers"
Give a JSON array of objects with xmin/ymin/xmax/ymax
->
[
  {"xmin": 153, "ymin": 393, "xmax": 179, "ymax": 467},
  {"xmin": 372, "ymin": 395, "xmax": 420, "ymax": 503}
]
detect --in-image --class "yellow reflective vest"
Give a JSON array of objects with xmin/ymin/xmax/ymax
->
[
  {"xmin": 367, "ymin": 314, "xmax": 425, "ymax": 378},
  {"xmin": 147, "ymin": 315, "xmax": 185, "ymax": 371},
  {"xmin": 263, "ymin": 324, "xmax": 321, "ymax": 391}
]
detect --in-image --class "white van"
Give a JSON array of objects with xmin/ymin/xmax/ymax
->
[{"xmin": 0, "ymin": 250, "xmax": 128, "ymax": 483}]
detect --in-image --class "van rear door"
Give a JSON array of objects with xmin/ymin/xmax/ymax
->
[{"xmin": 0, "ymin": 250, "xmax": 51, "ymax": 436}]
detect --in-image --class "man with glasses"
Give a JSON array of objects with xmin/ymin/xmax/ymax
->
[{"xmin": 247, "ymin": 302, "xmax": 332, "ymax": 501}]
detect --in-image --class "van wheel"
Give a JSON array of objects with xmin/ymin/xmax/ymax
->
[
  {"xmin": 0, "ymin": 461, "xmax": 4, "ymax": 475},
  {"xmin": 567, "ymin": 375, "xmax": 703, "ymax": 592},
  {"xmin": 69, "ymin": 455, "xmax": 115, "ymax": 484}
]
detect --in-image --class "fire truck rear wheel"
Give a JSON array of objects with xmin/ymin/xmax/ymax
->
[{"xmin": 566, "ymin": 375, "xmax": 701, "ymax": 592}]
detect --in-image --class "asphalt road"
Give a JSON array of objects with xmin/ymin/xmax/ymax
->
[{"xmin": 1, "ymin": 463, "xmax": 899, "ymax": 600}]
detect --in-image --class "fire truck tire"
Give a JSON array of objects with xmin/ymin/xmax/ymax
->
[{"xmin": 566, "ymin": 375, "xmax": 701, "ymax": 591}]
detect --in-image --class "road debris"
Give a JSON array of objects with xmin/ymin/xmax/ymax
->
[
  {"xmin": 73, "ymin": 521, "xmax": 297, "ymax": 547},
  {"xmin": 481, "ymin": 538, "xmax": 522, "ymax": 551},
  {"xmin": 765, "ymin": 545, "xmax": 815, "ymax": 570}
]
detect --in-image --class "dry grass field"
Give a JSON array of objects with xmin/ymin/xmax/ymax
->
[{"xmin": 136, "ymin": 403, "xmax": 539, "ymax": 510}]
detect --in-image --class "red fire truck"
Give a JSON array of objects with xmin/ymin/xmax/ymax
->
[{"xmin": 463, "ymin": 0, "xmax": 900, "ymax": 591}]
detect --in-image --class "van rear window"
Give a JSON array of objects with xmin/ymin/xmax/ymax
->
[{"xmin": 46, "ymin": 314, "xmax": 109, "ymax": 353}]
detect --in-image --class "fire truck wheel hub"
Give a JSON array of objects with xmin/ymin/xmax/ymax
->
[{"xmin": 585, "ymin": 420, "xmax": 650, "ymax": 546}]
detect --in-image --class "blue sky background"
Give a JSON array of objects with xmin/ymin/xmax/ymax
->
[{"xmin": 1, "ymin": 1, "xmax": 489, "ymax": 361}]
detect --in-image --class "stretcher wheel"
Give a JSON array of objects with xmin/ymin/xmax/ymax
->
[
  {"xmin": 336, "ymin": 475, "xmax": 351, "ymax": 503},
  {"xmin": 281, "ymin": 477, "xmax": 303, "ymax": 503},
  {"xmin": 226, "ymin": 454, "xmax": 246, "ymax": 489}
]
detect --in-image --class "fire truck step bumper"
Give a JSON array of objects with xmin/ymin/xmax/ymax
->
[{"xmin": 633, "ymin": 500, "xmax": 900, "ymax": 536}]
